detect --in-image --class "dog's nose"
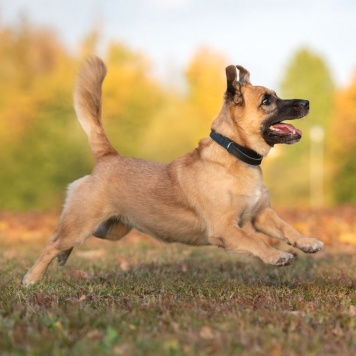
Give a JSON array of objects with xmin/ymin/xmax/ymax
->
[{"xmin": 297, "ymin": 100, "xmax": 309, "ymax": 109}]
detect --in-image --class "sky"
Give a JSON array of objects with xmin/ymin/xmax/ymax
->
[{"xmin": 1, "ymin": 0, "xmax": 356, "ymax": 89}]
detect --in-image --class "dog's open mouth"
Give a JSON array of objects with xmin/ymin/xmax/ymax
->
[
  {"xmin": 269, "ymin": 122, "xmax": 302, "ymax": 137},
  {"xmin": 263, "ymin": 121, "xmax": 302, "ymax": 146},
  {"xmin": 262, "ymin": 98, "xmax": 309, "ymax": 146}
]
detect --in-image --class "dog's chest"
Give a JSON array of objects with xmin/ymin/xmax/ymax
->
[
  {"xmin": 237, "ymin": 185, "xmax": 268, "ymax": 226},
  {"xmin": 246, "ymin": 188, "xmax": 263, "ymax": 207},
  {"xmin": 202, "ymin": 164, "xmax": 264, "ymax": 209},
  {"xmin": 232, "ymin": 182, "xmax": 263, "ymax": 208},
  {"xmin": 226, "ymin": 172, "xmax": 266, "ymax": 223}
]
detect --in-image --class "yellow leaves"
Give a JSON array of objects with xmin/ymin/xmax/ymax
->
[
  {"xmin": 103, "ymin": 42, "xmax": 154, "ymax": 119},
  {"xmin": 53, "ymin": 320, "xmax": 63, "ymax": 330},
  {"xmin": 199, "ymin": 325, "xmax": 215, "ymax": 340},
  {"xmin": 141, "ymin": 47, "xmax": 227, "ymax": 161},
  {"xmin": 0, "ymin": 23, "xmax": 73, "ymax": 143},
  {"xmin": 0, "ymin": 212, "xmax": 57, "ymax": 242},
  {"xmin": 69, "ymin": 269, "xmax": 92, "ymax": 280},
  {"xmin": 1, "ymin": 208, "xmax": 355, "ymax": 247},
  {"xmin": 330, "ymin": 71, "xmax": 356, "ymax": 151},
  {"xmin": 334, "ymin": 72, "xmax": 356, "ymax": 115},
  {"xmin": 328, "ymin": 70, "xmax": 356, "ymax": 203},
  {"xmin": 349, "ymin": 305, "xmax": 356, "ymax": 317},
  {"xmin": 75, "ymin": 249, "xmax": 107, "ymax": 260},
  {"xmin": 185, "ymin": 48, "xmax": 226, "ymax": 136},
  {"xmin": 339, "ymin": 233, "xmax": 356, "ymax": 245},
  {"xmin": 102, "ymin": 61, "xmax": 141, "ymax": 119},
  {"xmin": 140, "ymin": 97, "xmax": 199, "ymax": 160},
  {"xmin": 1, "ymin": 18, "xmax": 355, "ymax": 207},
  {"xmin": 0, "ymin": 90, "xmax": 38, "ymax": 141}
]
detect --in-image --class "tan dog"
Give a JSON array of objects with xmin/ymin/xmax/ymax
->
[{"xmin": 23, "ymin": 57, "xmax": 323, "ymax": 285}]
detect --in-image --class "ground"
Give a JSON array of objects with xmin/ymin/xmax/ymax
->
[{"xmin": 0, "ymin": 208, "xmax": 355, "ymax": 355}]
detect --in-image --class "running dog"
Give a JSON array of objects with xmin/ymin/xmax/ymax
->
[{"xmin": 23, "ymin": 58, "xmax": 323, "ymax": 285}]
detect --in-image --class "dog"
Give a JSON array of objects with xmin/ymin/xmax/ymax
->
[{"xmin": 22, "ymin": 57, "xmax": 324, "ymax": 285}]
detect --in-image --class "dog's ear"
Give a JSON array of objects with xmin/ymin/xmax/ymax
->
[
  {"xmin": 226, "ymin": 65, "xmax": 251, "ymax": 104},
  {"xmin": 236, "ymin": 65, "xmax": 251, "ymax": 85},
  {"xmin": 226, "ymin": 65, "xmax": 238, "ymax": 96}
]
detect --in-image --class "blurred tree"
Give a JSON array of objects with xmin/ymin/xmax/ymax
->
[
  {"xmin": 185, "ymin": 48, "xmax": 226, "ymax": 138},
  {"xmin": 102, "ymin": 42, "xmax": 165, "ymax": 157},
  {"xmin": 0, "ymin": 20, "xmax": 90, "ymax": 210},
  {"xmin": 0, "ymin": 19, "xmax": 175, "ymax": 210},
  {"xmin": 263, "ymin": 48, "xmax": 335, "ymax": 206},
  {"xmin": 328, "ymin": 72, "xmax": 356, "ymax": 203},
  {"xmin": 140, "ymin": 94, "xmax": 198, "ymax": 161},
  {"xmin": 141, "ymin": 47, "xmax": 227, "ymax": 161},
  {"xmin": 2, "ymin": 20, "xmax": 345, "ymax": 211}
]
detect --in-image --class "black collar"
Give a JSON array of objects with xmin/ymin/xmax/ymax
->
[{"xmin": 210, "ymin": 131, "xmax": 263, "ymax": 166}]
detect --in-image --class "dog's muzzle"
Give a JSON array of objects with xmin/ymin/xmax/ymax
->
[{"xmin": 262, "ymin": 99, "xmax": 309, "ymax": 146}]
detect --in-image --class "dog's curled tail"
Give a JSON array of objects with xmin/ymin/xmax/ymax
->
[{"xmin": 74, "ymin": 56, "xmax": 118, "ymax": 160}]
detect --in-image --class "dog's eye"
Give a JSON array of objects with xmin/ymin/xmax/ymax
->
[{"xmin": 262, "ymin": 96, "xmax": 271, "ymax": 106}]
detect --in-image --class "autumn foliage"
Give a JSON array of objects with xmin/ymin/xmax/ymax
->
[
  {"xmin": 0, "ymin": 20, "xmax": 356, "ymax": 211},
  {"xmin": 329, "ymin": 72, "xmax": 356, "ymax": 203},
  {"xmin": 1, "ymin": 206, "xmax": 355, "ymax": 246}
]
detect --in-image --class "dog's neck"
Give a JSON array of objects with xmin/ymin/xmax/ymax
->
[{"xmin": 210, "ymin": 131, "xmax": 263, "ymax": 166}]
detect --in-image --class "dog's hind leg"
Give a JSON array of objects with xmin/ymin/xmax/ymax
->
[
  {"xmin": 24, "ymin": 219, "xmax": 131, "ymax": 285},
  {"xmin": 23, "ymin": 176, "xmax": 116, "ymax": 285},
  {"xmin": 23, "ymin": 234, "xmax": 64, "ymax": 286},
  {"xmin": 23, "ymin": 222, "xmax": 94, "ymax": 286},
  {"xmin": 23, "ymin": 206, "xmax": 110, "ymax": 286},
  {"xmin": 55, "ymin": 219, "xmax": 131, "ymax": 267},
  {"xmin": 22, "ymin": 239, "xmax": 63, "ymax": 286}
]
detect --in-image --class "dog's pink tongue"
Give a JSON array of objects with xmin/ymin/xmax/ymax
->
[{"xmin": 271, "ymin": 123, "xmax": 302, "ymax": 136}]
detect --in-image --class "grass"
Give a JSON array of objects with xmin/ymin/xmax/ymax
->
[{"xmin": 0, "ymin": 236, "xmax": 355, "ymax": 355}]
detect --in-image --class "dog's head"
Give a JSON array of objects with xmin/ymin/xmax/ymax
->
[{"xmin": 212, "ymin": 65, "xmax": 309, "ymax": 156}]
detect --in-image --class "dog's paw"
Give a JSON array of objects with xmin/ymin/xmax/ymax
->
[
  {"xmin": 22, "ymin": 271, "xmax": 36, "ymax": 287},
  {"xmin": 295, "ymin": 238, "xmax": 324, "ymax": 253},
  {"xmin": 275, "ymin": 252, "xmax": 294, "ymax": 267}
]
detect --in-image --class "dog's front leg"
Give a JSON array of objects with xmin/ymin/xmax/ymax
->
[
  {"xmin": 253, "ymin": 208, "xmax": 324, "ymax": 253},
  {"xmin": 209, "ymin": 221, "xmax": 294, "ymax": 266}
]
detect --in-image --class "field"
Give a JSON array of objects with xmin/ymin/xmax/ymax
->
[{"xmin": 0, "ymin": 208, "xmax": 355, "ymax": 355}]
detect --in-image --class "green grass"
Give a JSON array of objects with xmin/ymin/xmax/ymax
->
[{"xmin": 0, "ymin": 238, "xmax": 355, "ymax": 355}]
